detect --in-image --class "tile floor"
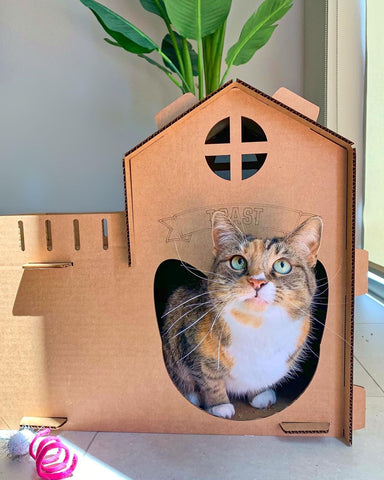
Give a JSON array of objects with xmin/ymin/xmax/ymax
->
[{"xmin": 1, "ymin": 294, "xmax": 383, "ymax": 480}]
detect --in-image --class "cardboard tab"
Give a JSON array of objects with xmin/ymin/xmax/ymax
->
[
  {"xmin": 20, "ymin": 417, "xmax": 68, "ymax": 430},
  {"xmin": 280, "ymin": 422, "xmax": 330, "ymax": 434},
  {"xmin": 272, "ymin": 87, "xmax": 320, "ymax": 121},
  {"xmin": 155, "ymin": 93, "xmax": 199, "ymax": 130},
  {"xmin": 352, "ymin": 385, "xmax": 366, "ymax": 430},
  {"xmin": 22, "ymin": 262, "xmax": 73, "ymax": 270},
  {"xmin": 355, "ymin": 249, "xmax": 369, "ymax": 296}
]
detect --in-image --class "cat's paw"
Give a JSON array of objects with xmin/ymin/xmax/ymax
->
[
  {"xmin": 185, "ymin": 392, "xmax": 200, "ymax": 407},
  {"xmin": 250, "ymin": 389, "xmax": 277, "ymax": 409},
  {"xmin": 207, "ymin": 403, "xmax": 235, "ymax": 419}
]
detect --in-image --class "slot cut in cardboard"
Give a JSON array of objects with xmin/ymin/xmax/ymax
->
[
  {"xmin": 73, "ymin": 219, "xmax": 81, "ymax": 251},
  {"xmin": 45, "ymin": 220, "xmax": 53, "ymax": 251},
  {"xmin": 18, "ymin": 220, "xmax": 25, "ymax": 251},
  {"xmin": 102, "ymin": 218, "xmax": 109, "ymax": 250}
]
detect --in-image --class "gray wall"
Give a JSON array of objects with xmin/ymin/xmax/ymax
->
[{"xmin": 0, "ymin": 0, "xmax": 304, "ymax": 215}]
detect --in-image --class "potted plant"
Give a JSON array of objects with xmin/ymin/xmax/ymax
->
[{"xmin": 79, "ymin": 0, "xmax": 293, "ymax": 100}]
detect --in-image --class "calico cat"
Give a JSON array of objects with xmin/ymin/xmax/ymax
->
[{"xmin": 161, "ymin": 212, "xmax": 323, "ymax": 419}]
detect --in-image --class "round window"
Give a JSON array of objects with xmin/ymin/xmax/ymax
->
[{"xmin": 205, "ymin": 117, "xmax": 268, "ymax": 181}]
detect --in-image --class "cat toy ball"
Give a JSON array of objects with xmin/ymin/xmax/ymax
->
[
  {"xmin": 4, "ymin": 428, "xmax": 36, "ymax": 457},
  {"xmin": 29, "ymin": 428, "xmax": 78, "ymax": 479}
]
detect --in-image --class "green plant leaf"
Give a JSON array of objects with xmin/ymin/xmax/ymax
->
[
  {"xmin": 161, "ymin": 32, "xmax": 198, "ymax": 76},
  {"xmin": 225, "ymin": 0, "xmax": 293, "ymax": 67},
  {"xmin": 226, "ymin": 24, "xmax": 277, "ymax": 66},
  {"xmin": 139, "ymin": 54, "xmax": 174, "ymax": 75},
  {"xmin": 139, "ymin": 54, "xmax": 185, "ymax": 92},
  {"xmin": 104, "ymin": 38, "xmax": 121, "ymax": 47},
  {"xmin": 79, "ymin": 0, "xmax": 157, "ymax": 54},
  {"xmin": 163, "ymin": 0, "xmax": 232, "ymax": 39},
  {"xmin": 139, "ymin": 0, "xmax": 170, "ymax": 21}
]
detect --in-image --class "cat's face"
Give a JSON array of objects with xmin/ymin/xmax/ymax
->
[{"xmin": 209, "ymin": 213, "xmax": 323, "ymax": 319}]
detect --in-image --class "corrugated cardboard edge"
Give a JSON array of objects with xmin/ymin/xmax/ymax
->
[
  {"xmin": 280, "ymin": 422, "xmax": 330, "ymax": 434},
  {"xmin": 352, "ymin": 385, "xmax": 366, "ymax": 430},
  {"xmin": 20, "ymin": 417, "xmax": 68, "ymax": 430},
  {"xmin": 343, "ymin": 147, "xmax": 357, "ymax": 445},
  {"xmin": 122, "ymin": 159, "xmax": 132, "ymax": 266}
]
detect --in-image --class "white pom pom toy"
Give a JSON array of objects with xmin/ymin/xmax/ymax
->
[{"xmin": 4, "ymin": 428, "xmax": 36, "ymax": 458}]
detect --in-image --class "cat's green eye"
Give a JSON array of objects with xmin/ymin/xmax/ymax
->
[
  {"xmin": 273, "ymin": 259, "xmax": 292, "ymax": 274},
  {"xmin": 230, "ymin": 255, "xmax": 247, "ymax": 271}
]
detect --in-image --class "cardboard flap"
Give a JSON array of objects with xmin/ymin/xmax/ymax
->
[
  {"xmin": 155, "ymin": 93, "xmax": 199, "ymax": 130},
  {"xmin": 355, "ymin": 249, "xmax": 369, "ymax": 296},
  {"xmin": 280, "ymin": 422, "xmax": 330, "ymax": 434},
  {"xmin": 22, "ymin": 262, "xmax": 73, "ymax": 270},
  {"xmin": 352, "ymin": 385, "xmax": 366, "ymax": 430},
  {"xmin": 272, "ymin": 87, "xmax": 320, "ymax": 121},
  {"xmin": 20, "ymin": 417, "xmax": 68, "ymax": 430}
]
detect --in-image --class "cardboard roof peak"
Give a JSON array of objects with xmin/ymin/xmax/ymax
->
[{"xmin": 124, "ymin": 79, "xmax": 353, "ymax": 159}]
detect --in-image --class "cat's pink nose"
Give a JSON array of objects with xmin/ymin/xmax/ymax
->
[{"xmin": 248, "ymin": 278, "xmax": 268, "ymax": 291}]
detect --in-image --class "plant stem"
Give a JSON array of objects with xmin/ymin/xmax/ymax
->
[
  {"xmin": 202, "ymin": 35, "xmax": 213, "ymax": 95},
  {"xmin": 211, "ymin": 20, "xmax": 226, "ymax": 91},
  {"xmin": 196, "ymin": 0, "xmax": 204, "ymax": 99},
  {"xmin": 167, "ymin": 27, "xmax": 186, "ymax": 78},
  {"xmin": 139, "ymin": 54, "xmax": 184, "ymax": 92},
  {"xmin": 220, "ymin": 64, "xmax": 231, "ymax": 87},
  {"xmin": 164, "ymin": 71, "xmax": 184, "ymax": 90},
  {"xmin": 157, "ymin": 49, "xmax": 189, "ymax": 92},
  {"xmin": 197, "ymin": 37, "xmax": 204, "ymax": 100},
  {"xmin": 182, "ymin": 38, "xmax": 195, "ymax": 94},
  {"xmin": 204, "ymin": 21, "xmax": 227, "ymax": 95},
  {"xmin": 153, "ymin": 0, "xmax": 186, "ymax": 80}
]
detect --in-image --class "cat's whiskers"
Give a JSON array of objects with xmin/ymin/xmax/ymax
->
[
  {"xmin": 173, "ymin": 241, "xmax": 227, "ymax": 284},
  {"xmin": 176, "ymin": 294, "xmax": 232, "ymax": 363},
  {"xmin": 309, "ymin": 312, "xmax": 368, "ymax": 371},
  {"xmin": 164, "ymin": 301, "xmax": 212, "ymax": 335},
  {"xmin": 302, "ymin": 342, "xmax": 320, "ymax": 360},
  {"xmin": 171, "ymin": 304, "xmax": 218, "ymax": 340},
  {"xmin": 286, "ymin": 295, "xmax": 329, "ymax": 322},
  {"xmin": 161, "ymin": 291, "xmax": 212, "ymax": 318},
  {"xmin": 161, "ymin": 286, "xmax": 227, "ymax": 319},
  {"xmin": 287, "ymin": 264, "xmax": 343, "ymax": 306},
  {"xmin": 284, "ymin": 296, "xmax": 366, "ymax": 368},
  {"xmin": 314, "ymin": 262, "xmax": 343, "ymax": 291},
  {"xmin": 172, "ymin": 292, "xmax": 233, "ymax": 340},
  {"xmin": 310, "ymin": 299, "xmax": 335, "ymax": 307}
]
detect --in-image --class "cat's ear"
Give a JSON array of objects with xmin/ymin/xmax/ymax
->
[
  {"xmin": 211, "ymin": 211, "xmax": 245, "ymax": 253},
  {"xmin": 286, "ymin": 216, "xmax": 323, "ymax": 267}
]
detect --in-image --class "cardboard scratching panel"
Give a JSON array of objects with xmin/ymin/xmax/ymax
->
[{"xmin": 0, "ymin": 81, "xmax": 367, "ymax": 444}]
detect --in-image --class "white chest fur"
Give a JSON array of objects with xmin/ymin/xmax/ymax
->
[{"xmin": 223, "ymin": 305, "xmax": 304, "ymax": 395}]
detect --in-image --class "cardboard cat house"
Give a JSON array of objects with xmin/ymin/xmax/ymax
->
[{"xmin": 0, "ymin": 80, "xmax": 367, "ymax": 444}]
